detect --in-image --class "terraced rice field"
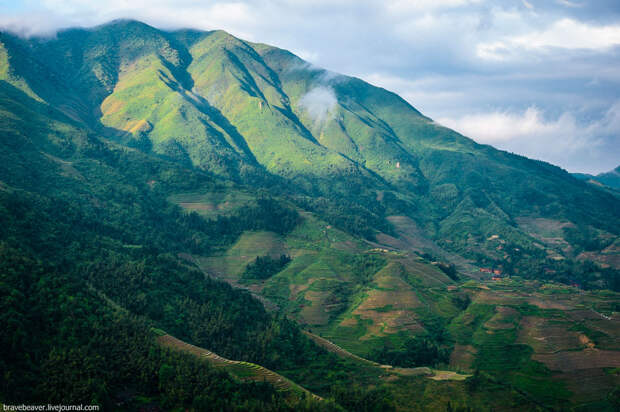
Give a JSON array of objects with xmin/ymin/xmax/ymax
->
[
  {"xmin": 196, "ymin": 231, "xmax": 288, "ymax": 283},
  {"xmin": 516, "ymin": 316, "xmax": 585, "ymax": 353},
  {"xmin": 302, "ymin": 330, "xmax": 381, "ymax": 366},
  {"xmin": 157, "ymin": 334, "xmax": 321, "ymax": 400},
  {"xmin": 532, "ymin": 349, "xmax": 620, "ymax": 372},
  {"xmin": 452, "ymin": 279, "xmax": 620, "ymax": 408},
  {"xmin": 168, "ymin": 190, "xmax": 254, "ymax": 219},
  {"xmin": 171, "ymin": 191, "xmax": 619, "ymax": 410},
  {"xmin": 449, "ymin": 344, "xmax": 477, "ymax": 372},
  {"xmin": 303, "ymin": 330, "xmax": 469, "ymax": 381},
  {"xmin": 346, "ymin": 271, "xmax": 424, "ymax": 338},
  {"xmin": 377, "ymin": 215, "xmax": 480, "ymax": 277}
]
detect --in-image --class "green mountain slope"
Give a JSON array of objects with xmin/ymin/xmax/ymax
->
[
  {"xmin": 3, "ymin": 20, "xmax": 615, "ymax": 278},
  {"xmin": 596, "ymin": 166, "xmax": 620, "ymax": 189},
  {"xmin": 0, "ymin": 79, "xmax": 362, "ymax": 411},
  {"xmin": 0, "ymin": 63, "xmax": 535, "ymax": 412},
  {"xmin": 2, "ymin": 20, "xmax": 617, "ymax": 227},
  {"xmin": 574, "ymin": 166, "xmax": 620, "ymax": 190}
]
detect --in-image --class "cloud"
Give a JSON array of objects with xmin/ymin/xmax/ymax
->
[
  {"xmin": 513, "ymin": 19, "xmax": 620, "ymax": 50},
  {"xmin": 477, "ymin": 18, "xmax": 620, "ymax": 60},
  {"xmin": 439, "ymin": 107, "xmax": 584, "ymax": 144},
  {"xmin": 438, "ymin": 103, "xmax": 620, "ymax": 173},
  {"xmin": 385, "ymin": 0, "xmax": 483, "ymax": 13},
  {"xmin": 556, "ymin": 0, "xmax": 583, "ymax": 8},
  {"xmin": 295, "ymin": 49, "xmax": 320, "ymax": 63},
  {"xmin": 298, "ymin": 86, "xmax": 338, "ymax": 123}
]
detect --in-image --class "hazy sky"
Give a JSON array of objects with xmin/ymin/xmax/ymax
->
[{"xmin": 1, "ymin": 0, "xmax": 619, "ymax": 174}]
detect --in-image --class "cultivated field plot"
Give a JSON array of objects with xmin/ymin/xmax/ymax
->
[
  {"xmin": 449, "ymin": 344, "xmax": 477, "ymax": 371},
  {"xmin": 451, "ymin": 279, "xmax": 620, "ymax": 409},
  {"xmin": 578, "ymin": 237, "xmax": 620, "ymax": 269},
  {"xmin": 533, "ymin": 349, "xmax": 620, "ymax": 372},
  {"xmin": 196, "ymin": 231, "xmax": 288, "ymax": 283},
  {"xmin": 342, "ymin": 262, "xmax": 426, "ymax": 339},
  {"xmin": 172, "ymin": 190, "xmax": 619, "ymax": 410},
  {"xmin": 517, "ymin": 316, "xmax": 585, "ymax": 353},
  {"xmin": 554, "ymin": 368, "xmax": 620, "ymax": 406},
  {"xmin": 515, "ymin": 217, "xmax": 573, "ymax": 253},
  {"xmin": 168, "ymin": 189, "xmax": 255, "ymax": 219},
  {"xmin": 377, "ymin": 215, "xmax": 480, "ymax": 277},
  {"xmin": 302, "ymin": 331, "xmax": 468, "ymax": 382}
]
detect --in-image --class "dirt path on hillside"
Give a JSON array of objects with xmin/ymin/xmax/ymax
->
[
  {"xmin": 157, "ymin": 334, "xmax": 322, "ymax": 400},
  {"xmin": 302, "ymin": 330, "xmax": 469, "ymax": 380}
]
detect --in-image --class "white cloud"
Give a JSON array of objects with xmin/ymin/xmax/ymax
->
[
  {"xmin": 0, "ymin": 1, "xmax": 259, "ymax": 39},
  {"xmin": 514, "ymin": 19, "xmax": 620, "ymax": 50},
  {"xmin": 298, "ymin": 86, "xmax": 338, "ymax": 123},
  {"xmin": 439, "ymin": 107, "xmax": 582, "ymax": 144},
  {"xmin": 477, "ymin": 18, "xmax": 620, "ymax": 59},
  {"xmin": 556, "ymin": 0, "xmax": 583, "ymax": 8},
  {"xmin": 476, "ymin": 41, "xmax": 511, "ymax": 60},
  {"xmin": 438, "ymin": 103, "xmax": 620, "ymax": 173},
  {"xmin": 385, "ymin": 0, "xmax": 483, "ymax": 13},
  {"xmin": 295, "ymin": 49, "xmax": 319, "ymax": 63}
]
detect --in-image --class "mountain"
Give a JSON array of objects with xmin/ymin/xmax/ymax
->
[
  {"xmin": 0, "ymin": 20, "xmax": 619, "ymax": 411},
  {"xmin": 574, "ymin": 166, "xmax": 620, "ymax": 190},
  {"xmin": 3, "ymin": 20, "xmax": 619, "ymax": 274}
]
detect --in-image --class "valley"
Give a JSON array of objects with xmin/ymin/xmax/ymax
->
[{"xmin": 170, "ymin": 188, "xmax": 620, "ymax": 410}]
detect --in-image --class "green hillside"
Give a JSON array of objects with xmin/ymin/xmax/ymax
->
[
  {"xmin": 574, "ymin": 166, "xmax": 620, "ymax": 190},
  {"xmin": 2, "ymin": 19, "xmax": 617, "ymax": 287},
  {"xmin": 0, "ymin": 19, "xmax": 619, "ymax": 411}
]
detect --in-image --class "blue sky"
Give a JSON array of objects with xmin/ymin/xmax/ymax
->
[{"xmin": 1, "ymin": 0, "xmax": 619, "ymax": 174}]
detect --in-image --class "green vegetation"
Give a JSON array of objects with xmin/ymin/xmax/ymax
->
[
  {"xmin": 242, "ymin": 254, "xmax": 292, "ymax": 280},
  {"xmin": 369, "ymin": 337, "xmax": 449, "ymax": 368},
  {"xmin": 3, "ymin": 19, "xmax": 618, "ymax": 276},
  {"xmin": 0, "ymin": 242, "xmax": 330, "ymax": 410},
  {"xmin": 573, "ymin": 166, "xmax": 620, "ymax": 190},
  {"xmin": 0, "ymin": 78, "xmax": 347, "ymax": 409},
  {"xmin": 0, "ymin": 19, "xmax": 618, "ymax": 411}
]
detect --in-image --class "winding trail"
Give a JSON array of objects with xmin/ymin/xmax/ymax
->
[
  {"xmin": 302, "ymin": 330, "xmax": 469, "ymax": 379},
  {"xmin": 157, "ymin": 334, "xmax": 322, "ymax": 400}
]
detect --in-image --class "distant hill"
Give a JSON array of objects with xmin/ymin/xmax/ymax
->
[{"xmin": 573, "ymin": 166, "xmax": 620, "ymax": 190}]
